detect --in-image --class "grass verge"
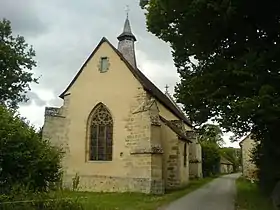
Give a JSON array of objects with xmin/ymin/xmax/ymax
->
[
  {"xmin": 235, "ymin": 177, "xmax": 274, "ymax": 210},
  {"xmin": 64, "ymin": 177, "xmax": 215, "ymax": 210}
]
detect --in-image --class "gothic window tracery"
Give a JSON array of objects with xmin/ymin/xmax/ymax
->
[{"xmin": 89, "ymin": 103, "xmax": 113, "ymax": 161}]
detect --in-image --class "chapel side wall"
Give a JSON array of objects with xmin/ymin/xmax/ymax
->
[
  {"xmin": 196, "ymin": 143, "xmax": 203, "ymax": 177},
  {"xmin": 157, "ymin": 102, "xmax": 193, "ymax": 187},
  {"xmin": 189, "ymin": 140, "xmax": 203, "ymax": 179},
  {"xmin": 161, "ymin": 123, "xmax": 180, "ymax": 189},
  {"xmin": 149, "ymin": 104, "xmax": 164, "ymax": 194},
  {"xmin": 241, "ymin": 136, "xmax": 258, "ymax": 179},
  {"xmin": 157, "ymin": 101, "xmax": 203, "ymax": 180}
]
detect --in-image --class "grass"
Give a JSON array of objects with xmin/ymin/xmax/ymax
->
[
  {"xmin": 63, "ymin": 177, "xmax": 215, "ymax": 210},
  {"xmin": 235, "ymin": 177, "xmax": 274, "ymax": 210}
]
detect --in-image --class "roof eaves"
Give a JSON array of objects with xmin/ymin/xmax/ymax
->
[
  {"xmin": 239, "ymin": 133, "xmax": 252, "ymax": 146},
  {"xmin": 159, "ymin": 115, "xmax": 192, "ymax": 143}
]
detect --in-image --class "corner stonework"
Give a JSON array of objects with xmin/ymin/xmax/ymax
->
[
  {"xmin": 42, "ymin": 95, "xmax": 71, "ymax": 183},
  {"xmin": 124, "ymin": 89, "xmax": 164, "ymax": 194}
]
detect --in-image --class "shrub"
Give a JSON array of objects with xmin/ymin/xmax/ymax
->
[{"xmin": 0, "ymin": 105, "xmax": 63, "ymax": 193}]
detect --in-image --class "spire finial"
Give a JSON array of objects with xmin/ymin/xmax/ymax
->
[
  {"xmin": 125, "ymin": 5, "xmax": 130, "ymax": 18},
  {"xmin": 165, "ymin": 84, "xmax": 169, "ymax": 93}
]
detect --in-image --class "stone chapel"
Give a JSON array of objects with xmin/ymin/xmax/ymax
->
[{"xmin": 42, "ymin": 16, "xmax": 202, "ymax": 194}]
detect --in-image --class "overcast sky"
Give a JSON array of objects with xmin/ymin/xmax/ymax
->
[{"xmin": 0, "ymin": 0, "xmax": 240, "ymax": 147}]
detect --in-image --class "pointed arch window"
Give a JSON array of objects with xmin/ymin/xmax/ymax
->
[{"xmin": 88, "ymin": 103, "xmax": 113, "ymax": 161}]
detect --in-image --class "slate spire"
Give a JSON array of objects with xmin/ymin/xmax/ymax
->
[
  {"xmin": 117, "ymin": 13, "xmax": 137, "ymax": 68},
  {"xmin": 117, "ymin": 17, "xmax": 137, "ymax": 42}
]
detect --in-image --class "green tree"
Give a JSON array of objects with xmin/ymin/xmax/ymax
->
[
  {"xmin": 140, "ymin": 0, "xmax": 280, "ymax": 194},
  {"xmin": 0, "ymin": 105, "xmax": 62, "ymax": 193},
  {"xmin": 201, "ymin": 142, "xmax": 220, "ymax": 177},
  {"xmin": 198, "ymin": 124, "xmax": 222, "ymax": 177},
  {"xmin": 0, "ymin": 18, "xmax": 37, "ymax": 109},
  {"xmin": 198, "ymin": 124, "xmax": 224, "ymax": 146}
]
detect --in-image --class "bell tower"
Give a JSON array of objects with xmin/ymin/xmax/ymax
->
[{"xmin": 117, "ymin": 6, "xmax": 137, "ymax": 69}]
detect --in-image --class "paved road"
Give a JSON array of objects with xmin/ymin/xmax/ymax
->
[{"xmin": 164, "ymin": 173, "xmax": 241, "ymax": 210}]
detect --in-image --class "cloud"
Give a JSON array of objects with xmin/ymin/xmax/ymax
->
[
  {"xmin": 0, "ymin": 0, "xmax": 239, "ymax": 147},
  {"xmin": 18, "ymin": 103, "xmax": 45, "ymax": 128},
  {"xmin": 26, "ymin": 91, "xmax": 46, "ymax": 107},
  {"xmin": 0, "ymin": 0, "xmax": 50, "ymax": 37},
  {"xmin": 136, "ymin": 49, "xmax": 179, "ymax": 94},
  {"xmin": 19, "ymin": 89, "xmax": 53, "ymax": 107},
  {"xmin": 0, "ymin": 0, "xmax": 175, "ymax": 98}
]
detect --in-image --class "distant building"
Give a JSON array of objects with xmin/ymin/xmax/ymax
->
[
  {"xmin": 239, "ymin": 134, "xmax": 258, "ymax": 179},
  {"xmin": 219, "ymin": 156, "xmax": 234, "ymax": 174}
]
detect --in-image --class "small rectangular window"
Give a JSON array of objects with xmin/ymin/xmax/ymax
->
[{"xmin": 100, "ymin": 57, "xmax": 109, "ymax": 73}]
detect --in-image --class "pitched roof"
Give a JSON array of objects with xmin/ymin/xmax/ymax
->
[
  {"xmin": 159, "ymin": 115, "xmax": 192, "ymax": 143},
  {"xmin": 117, "ymin": 17, "xmax": 136, "ymax": 42},
  {"xmin": 220, "ymin": 156, "xmax": 233, "ymax": 165},
  {"xmin": 59, "ymin": 37, "xmax": 192, "ymax": 127},
  {"xmin": 239, "ymin": 133, "xmax": 252, "ymax": 147},
  {"xmin": 165, "ymin": 91, "xmax": 187, "ymax": 118}
]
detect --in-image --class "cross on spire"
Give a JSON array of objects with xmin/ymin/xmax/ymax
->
[
  {"xmin": 165, "ymin": 84, "xmax": 169, "ymax": 93},
  {"xmin": 125, "ymin": 5, "xmax": 130, "ymax": 18}
]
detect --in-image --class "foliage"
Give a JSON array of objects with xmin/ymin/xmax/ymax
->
[
  {"xmin": 72, "ymin": 173, "xmax": 80, "ymax": 191},
  {"xmin": 197, "ymin": 124, "xmax": 224, "ymax": 146},
  {"xmin": 0, "ymin": 18, "xmax": 37, "ymax": 109},
  {"xmin": 235, "ymin": 177, "xmax": 274, "ymax": 210},
  {"xmin": 197, "ymin": 123, "xmax": 223, "ymax": 176},
  {"xmin": 0, "ymin": 105, "xmax": 63, "ymax": 193},
  {"xmin": 220, "ymin": 147, "xmax": 241, "ymax": 172},
  {"xmin": 201, "ymin": 142, "xmax": 220, "ymax": 177},
  {"xmin": 140, "ymin": 0, "xmax": 280, "ymax": 194},
  {"xmin": 0, "ymin": 189, "xmax": 84, "ymax": 210}
]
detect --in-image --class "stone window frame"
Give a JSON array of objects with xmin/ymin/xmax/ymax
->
[
  {"xmin": 86, "ymin": 103, "xmax": 113, "ymax": 162},
  {"xmin": 98, "ymin": 56, "xmax": 110, "ymax": 73}
]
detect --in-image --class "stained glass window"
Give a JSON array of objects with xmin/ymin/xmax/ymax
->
[{"xmin": 89, "ymin": 103, "xmax": 113, "ymax": 161}]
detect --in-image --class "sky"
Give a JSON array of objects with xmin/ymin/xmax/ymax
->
[{"xmin": 0, "ymin": 0, "xmax": 240, "ymax": 148}]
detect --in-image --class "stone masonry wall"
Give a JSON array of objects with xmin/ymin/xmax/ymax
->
[
  {"xmin": 241, "ymin": 137, "xmax": 258, "ymax": 179},
  {"xmin": 42, "ymin": 95, "xmax": 70, "ymax": 173},
  {"xmin": 188, "ymin": 131, "xmax": 203, "ymax": 179},
  {"xmin": 122, "ymin": 88, "xmax": 164, "ymax": 194},
  {"xmin": 166, "ymin": 139, "xmax": 180, "ymax": 189},
  {"xmin": 63, "ymin": 174, "xmax": 158, "ymax": 193}
]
